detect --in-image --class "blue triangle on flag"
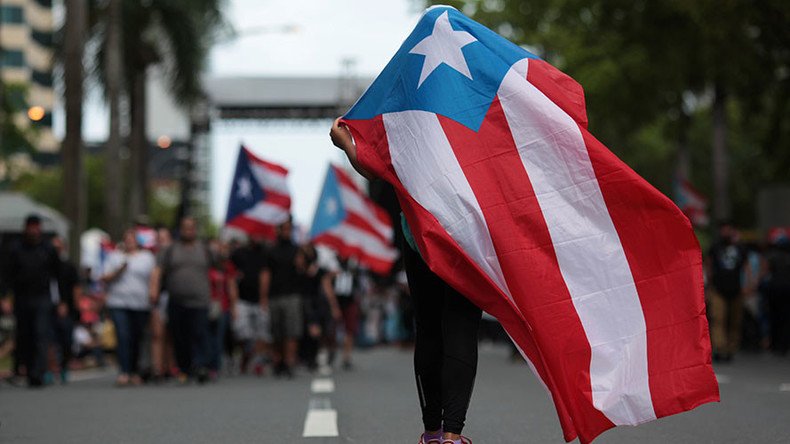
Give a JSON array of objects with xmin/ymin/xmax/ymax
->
[
  {"xmin": 225, "ymin": 146, "xmax": 266, "ymax": 223},
  {"xmin": 310, "ymin": 166, "xmax": 347, "ymax": 238}
]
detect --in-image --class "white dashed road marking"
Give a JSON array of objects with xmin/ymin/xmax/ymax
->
[
  {"xmin": 311, "ymin": 378, "xmax": 335, "ymax": 393},
  {"xmin": 780, "ymin": 383, "xmax": 790, "ymax": 392},
  {"xmin": 715, "ymin": 374, "xmax": 731, "ymax": 384},
  {"xmin": 303, "ymin": 396, "xmax": 339, "ymax": 437}
]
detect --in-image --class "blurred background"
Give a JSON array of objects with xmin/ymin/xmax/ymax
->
[{"xmin": 0, "ymin": 0, "xmax": 788, "ymax": 441}]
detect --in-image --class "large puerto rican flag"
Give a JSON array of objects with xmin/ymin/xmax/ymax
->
[
  {"xmin": 341, "ymin": 6, "xmax": 718, "ymax": 443},
  {"xmin": 310, "ymin": 164, "xmax": 397, "ymax": 274},
  {"xmin": 225, "ymin": 145, "xmax": 291, "ymax": 239}
]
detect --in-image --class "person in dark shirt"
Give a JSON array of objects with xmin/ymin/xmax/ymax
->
[
  {"xmin": 51, "ymin": 236, "xmax": 81, "ymax": 384},
  {"xmin": 297, "ymin": 243, "xmax": 340, "ymax": 372},
  {"xmin": 229, "ymin": 235, "xmax": 270, "ymax": 375},
  {"xmin": 6, "ymin": 214, "xmax": 61, "ymax": 387},
  {"xmin": 261, "ymin": 217, "xmax": 302, "ymax": 378},
  {"xmin": 707, "ymin": 221, "xmax": 747, "ymax": 362}
]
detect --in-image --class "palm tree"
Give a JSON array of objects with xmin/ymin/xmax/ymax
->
[
  {"xmin": 103, "ymin": 0, "xmax": 124, "ymax": 240},
  {"xmin": 91, "ymin": 0, "xmax": 227, "ymax": 221},
  {"xmin": 63, "ymin": 0, "xmax": 87, "ymax": 263}
]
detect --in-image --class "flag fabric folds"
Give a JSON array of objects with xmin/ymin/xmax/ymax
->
[
  {"xmin": 341, "ymin": 6, "xmax": 718, "ymax": 443},
  {"xmin": 310, "ymin": 164, "xmax": 397, "ymax": 275},
  {"xmin": 225, "ymin": 145, "xmax": 291, "ymax": 239}
]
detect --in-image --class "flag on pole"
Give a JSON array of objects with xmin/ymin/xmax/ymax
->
[
  {"xmin": 674, "ymin": 176, "xmax": 710, "ymax": 228},
  {"xmin": 341, "ymin": 6, "xmax": 718, "ymax": 443},
  {"xmin": 310, "ymin": 164, "xmax": 397, "ymax": 274},
  {"xmin": 225, "ymin": 145, "xmax": 291, "ymax": 239}
]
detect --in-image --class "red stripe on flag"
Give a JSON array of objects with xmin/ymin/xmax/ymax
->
[
  {"xmin": 526, "ymin": 59, "xmax": 588, "ymax": 129},
  {"xmin": 262, "ymin": 190, "xmax": 292, "ymax": 210},
  {"xmin": 344, "ymin": 212, "xmax": 389, "ymax": 244},
  {"xmin": 332, "ymin": 164, "xmax": 362, "ymax": 191},
  {"xmin": 313, "ymin": 232, "xmax": 393, "ymax": 275},
  {"xmin": 437, "ymin": 99, "xmax": 613, "ymax": 440},
  {"xmin": 343, "ymin": 115, "xmax": 580, "ymax": 442},
  {"xmin": 583, "ymin": 130, "xmax": 720, "ymax": 418},
  {"xmin": 226, "ymin": 216, "xmax": 277, "ymax": 240},
  {"xmin": 333, "ymin": 164, "xmax": 393, "ymax": 235},
  {"xmin": 243, "ymin": 146, "xmax": 289, "ymax": 176}
]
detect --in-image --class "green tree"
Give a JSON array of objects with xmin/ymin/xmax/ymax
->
[
  {"xmin": 88, "ymin": 0, "xmax": 228, "ymax": 220},
  {"xmin": 429, "ymin": 0, "xmax": 790, "ymax": 227}
]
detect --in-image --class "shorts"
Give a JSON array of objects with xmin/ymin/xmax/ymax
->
[
  {"xmin": 269, "ymin": 294, "xmax": 303, "ymax": 341},
  {"xmin": 233, "ymin": 300, "xmax": 271, "ymax": 342},
  {"xmin": 337, "ymin": 297, "xmax": 360, "ymax": 337}
]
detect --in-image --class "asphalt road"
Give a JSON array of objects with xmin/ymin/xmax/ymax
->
[{"xmin": 1, "ymin": 346, "xmax": 788, "ymax": 443}]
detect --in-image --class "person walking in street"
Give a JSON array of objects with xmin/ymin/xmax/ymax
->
[
  {"xmin": 4, "ymin": 215, "xmax": 61, "ymax": 387},
  {"xmin": 208, "ymin": 239, "xmax": 236, "ymax": 379},
  {"xmin": 331, "ymin": 119, "xmax": 479, "ymax": 444},
  {"xmin": 229, "ymin": 234, "xmax": 270, "ymax": 375},
  {"xmin": 333, "ymin": 257, "xmax": 361, "ymax": 370},
  {"xmin": 262, "ymin": 217, "xmax": 303, "ymax": 378},
  {"xmin": 150, "ymin": 226, "xmax": 174, "ymax": 381},
  {"xmin": 707, "ymin": 221, "xmax": 748, "ymax": 362},
  {"xmin": 51, "ymin": 236, "xmax": 81, "ymax": 384},
  {"xmin": 102, "ymin": 229, "xmax": 156, "ymax": 386},
  {"xmin": 150, "ymin": 217, "xmax": 214, "ymax": 384}
]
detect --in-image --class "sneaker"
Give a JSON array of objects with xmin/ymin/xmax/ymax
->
[
  {"xmin": 441, "ymin": 437, "xmax": 472, "ymax": 444},
  {"xmin": 341, "ymin": 360, "xmax": 354, "ymax": 371},
  {"xmin": 418, "ymin": 431, "xmax": 442, "ymax": 444}
]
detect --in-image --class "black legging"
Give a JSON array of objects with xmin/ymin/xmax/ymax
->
[{"xmin": 404, "ymin": 244, "xmax": 482, "ymax": 435}]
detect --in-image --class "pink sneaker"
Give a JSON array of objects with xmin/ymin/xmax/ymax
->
[
  {"xmin": 418, "ymin": 431, "xmax": 442, "ymax": 444},
  {"xmin": 442, "ymin": 437, "xmax": 472, "ymax": 444}
]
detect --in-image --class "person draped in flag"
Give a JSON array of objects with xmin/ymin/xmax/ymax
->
[
  {"xmin": 330, "ymin": 5, "xmax": 717, "ymax": 444},
  {"xmin": 332, "ymin": 119, "xmax": 479, "ymax": 444}
]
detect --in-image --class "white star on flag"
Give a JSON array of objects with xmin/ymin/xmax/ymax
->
[
  {"xmin": 409, "ymin": 11, "xmax": 477, "ymax": 87},
  {"xmin": 236, "ymin": 175, "xmax": 253, "ymax": 200}
]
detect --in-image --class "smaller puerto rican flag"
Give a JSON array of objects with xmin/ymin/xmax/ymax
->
[
  {"xmin": 674, "ymin": 176, "xmax": 709, "ymax": 228},
  {"xmin": 225, "ymin": 145, "xmax": 291, "ymax": 239},
  {"xmin": 310, "ymin": 164, "xmax": 397, "ymax": 274}
]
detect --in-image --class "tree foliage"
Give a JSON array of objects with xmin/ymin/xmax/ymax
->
[{"xmin": 428, "ymin": 0, "xmax": 790, "ymax": 227}]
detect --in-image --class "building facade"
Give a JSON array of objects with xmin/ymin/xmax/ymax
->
[{"xmin": 0, "ymin": 0, "xmax": 56, "ymax": 152}]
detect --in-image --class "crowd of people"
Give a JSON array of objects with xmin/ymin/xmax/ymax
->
[
  {"xmin": 0, "ymin": 214, "xmax": 414, "ymax": 388},
  {"xmin": 1, "ymin": 214, "xmax": 788, "ymax": 389},
  {"xmin": 706, "ymin": 222, "xmax": 790, "ymax": 361}
]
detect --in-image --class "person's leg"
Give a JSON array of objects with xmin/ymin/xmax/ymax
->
[
  {"xmin": 56, "ymin": 315, "xmax": 74, "ymax": 381},
  {"xmin": 150, "ymin": 309, "xmax": 165, "ymax": 377},
  {"xmin": 340, "ymin": 300, "xmax": 359, "ymax": 368},
  {"xmin": 727, "ymin": 296, "xmax": 744, "ymax": 357},
  {"xmin": 440, "ymin": 281, "xmax": 482, "ymax": 437},
  {"xmin": 167, "ymin": 302, "xmax": 190, "ymax": 376},
  {"xmin": 30, "ymin": 304, "xmax": 51, "ymax": 384},
  {"xmin": 189, "ymin": 306, "xmax": 210, "ymax": 379},
  {"xmin": 109, "ymin": 308, "xmax": 132, "ymax": 379},
  {"xmin": 284, "ymin": 295, "xmax": 303, "ymax": 373},
  {"xmin": 128, "ymin": 310, "xmax": 149, "ymax": 378},
  {"xmin": 404, "ymin": 246, "xmax": 444, "ymax": 436},
  {"xmin": 708, "ymin": 289, "xmax": 727, "ymax": 357}
]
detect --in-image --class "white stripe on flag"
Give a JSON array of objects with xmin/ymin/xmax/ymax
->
[
  {"xmin": 328, "ymin": 222, "xmax": 398, "ymax": 262},
  {"xmin": 339, "ymin": 185, "xmax": 393, "ymax": 239},
  {"xmin": 382, "ymin": 110, "xmax": 512, "ymax": 301},
  {"xmin": 250, "ymin": 163, "xmax": 290, "ymax": 196},
  {"xmin": 499, "ymin": 58, "xmax": 656, "ymax": 425},
  {"xmin": 244, "ymin": 201, "xmax": 291, "ymax": 225}
]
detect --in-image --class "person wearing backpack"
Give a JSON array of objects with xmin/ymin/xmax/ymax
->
[{"xmin": 149, "ymin": 217, "xmax": 215, "ymax": 384}]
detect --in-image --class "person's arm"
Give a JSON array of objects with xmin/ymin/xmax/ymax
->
[
  {"xmin": 330, "ymin": 117, "xmax": 376, "ymax": 181},
  {"xmin": 322, "ymin": 271, "xmax": 342, "ymax": 321},
  {"xmin": 228, "ymin": 272, "xmax": 239, "ymax": 320},
  {"xmin": 100, "ymin": 254, "xmax": 127, "ymax": 284},
  {"xmin": 259, "ymin": 269, "xmax": 271, "ymax": 310},
  {"xmin": 149, "ymin": 266, "xmax": 162, "ymax": 306}
]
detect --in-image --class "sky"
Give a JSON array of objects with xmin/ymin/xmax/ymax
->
[
  {"xmin": 70, "ymin": 0, "xmax": 423, "ymax": 228},
  {"xmin": 209, "ymin": 0, "xmax": 422, "ymax": 227}
]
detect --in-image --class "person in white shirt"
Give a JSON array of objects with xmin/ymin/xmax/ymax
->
[{"xmin": 102, "ymin": 229, "xmax": 156, "ymax": 386}]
